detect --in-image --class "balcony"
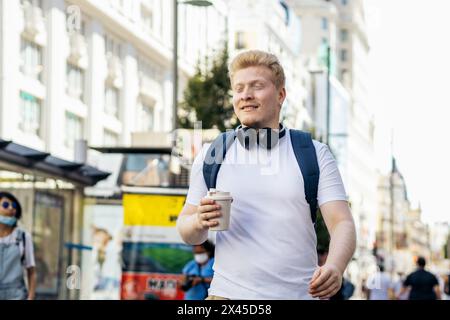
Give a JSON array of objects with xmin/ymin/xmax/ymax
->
[
  {"xmin": 138, "ymin": 74, "xmax": 160, "ymax": 104},
  {"xmin": 68, "ymin": 33, "xmax": 88, "ymax": 69},
  {"xmin": 22, "ymin": 3, "xmax": 47, "ymax": 46}
]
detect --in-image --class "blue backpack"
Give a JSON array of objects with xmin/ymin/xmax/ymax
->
[{"xmin": 202, "ymin": 129, "xmax": 320, "ymax": 224}]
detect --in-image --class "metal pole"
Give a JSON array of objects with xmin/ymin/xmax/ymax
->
[
  {"xmin": 173, "ymin": 0, "xmax": 178, "ymax": 132},
  {"xmin": 326, "ymin": 45, "xmax": 331, "ymax": 145}
]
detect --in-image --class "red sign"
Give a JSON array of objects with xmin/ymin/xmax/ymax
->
[{"xmin": 121, "ymin": 272, "xmax": 185, "ymax": 300}]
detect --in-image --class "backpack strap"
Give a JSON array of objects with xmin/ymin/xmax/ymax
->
[
  {"xmin": 15, "ymin": 229, "xmax": 26, "ymax": 265},
  {"xmin": 203, "ymin": 131, "xmax": 236, "ymax": 190},
  {"xmin": 289, "ymin": 130, "xmax": 320, "ymax": 224}
]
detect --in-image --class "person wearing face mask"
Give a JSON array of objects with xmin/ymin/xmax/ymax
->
[
  {"xmin": 180, "ymin": 240, "xmax": 215, "ymax": 300},
  {"xmin": 0, "ymin": 191, "xmax": 36, "ymax": 300}
]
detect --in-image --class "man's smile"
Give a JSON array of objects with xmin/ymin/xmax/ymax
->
[{"xmin": 241, "ymin": 104, "xmax": 259, "ymax": 111}]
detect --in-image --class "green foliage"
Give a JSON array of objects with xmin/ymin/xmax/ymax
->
[{"xmin": 178, "ymin": 44, "xmax": 236, "ymax": 131}]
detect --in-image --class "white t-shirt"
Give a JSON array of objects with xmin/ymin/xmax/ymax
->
[
  {"xmin": 366, "ymin": 272, "xmax": 394, "ymax": 300},
  {"xmin": 0, "ymin": 228, "xmax": 36, "ymax": 269},
  {"xmin": 185, "ymin": 129, "xmax": 348, "ymax": 299}
]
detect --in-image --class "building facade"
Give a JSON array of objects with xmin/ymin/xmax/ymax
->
[
  {"xmin": 0, "ymin": 0, "xmax": 228, "ymax": 163},
  {"xmin": 226, "ymin": 0, "xmax": 310, "ymax": 129},
  {"xmin": 376, "ymin": 159, "xmax": 431, "ymax": 275}
]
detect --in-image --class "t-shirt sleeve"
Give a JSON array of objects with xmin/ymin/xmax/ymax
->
[
  {"xmin": 185, "ymin": 144, "xmax": 210, "ymax": 206},
  {"xmin": 314, "ymin": 141, "xmax": 349, "ymax": 207},
  {"xmin": 24, "ymin": 231, "xmax": 36, "ymax": 269}
]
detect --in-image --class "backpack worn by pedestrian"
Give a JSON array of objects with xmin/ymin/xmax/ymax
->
[
  {"xmin": 17, "ymin": 229, "xmax": 26, "ymax": 264},
  {"xmin": 203, "ymin": 128, "xmax": 320, "ymax": 224}
]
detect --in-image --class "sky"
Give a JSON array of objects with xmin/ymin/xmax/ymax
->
[{"xmin": 365, "ymin": 0, "xmax": 450, "ymax": 224}]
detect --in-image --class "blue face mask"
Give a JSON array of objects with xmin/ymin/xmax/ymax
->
[{"xmin": 0, "ymin": 215, "xmax": 17, "ymax": 226}]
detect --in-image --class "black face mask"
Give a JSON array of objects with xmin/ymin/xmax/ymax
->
[{"xmin": 236, "ymin": 124, "xmax": 286, "ymax": 150}]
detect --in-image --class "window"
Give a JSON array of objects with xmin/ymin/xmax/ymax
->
[
  {"xmin": 105, "ymin": 86, "xmax": 119, "ymax": 118},
  {"xmin": 140, "ymin": 5, "xmax": 153, "ymax": 32},
  {"xmin": 105, "ymin": 34, "xmax": 121, "ymax": 59},
  {"xmin": 19, "ymin": 91, "xmax": 41, "ymax": 136},
  {"xmin": 235, "ymin": 32, "xmax": 246, "ymax": 50},
  {"xmin": 65, "ymin": 112, "xmax": 83, "ymax": 148},
  {"xmin": 340, "ymin": 29, "xmax": 348, "ymax": 42},
  {"xmin": 20, "ymin": 38, "xmax": 43, "ymax": 82},
  {"xmin": 340, "ymin": 49, "xmax": 348, "ymax": 62},
  {"xmin": 321, "ymin": 17, "xmax": 328, "ymax": 30},
  {"xmin": 235, "ymin": 32, "xmax": 245, "ymax": 50},
  {"xmin": 104, "ymin": 129, "xmax": 119, "ymax": 146},
  {"xmin": 137, "ymin": 101, "xmax": 154, "ymax": 132},
  {"xmin": 341, "ymin": 69, "xmax": 349, "ymax": 82},
  {"xmin": 66, "ymin": 63, "xmax": 84, "ymax": 101}
]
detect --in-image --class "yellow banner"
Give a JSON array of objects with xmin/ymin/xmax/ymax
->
[{"xmin": 123, "ymin": 193, "xmax": 186, "ymax": 227}]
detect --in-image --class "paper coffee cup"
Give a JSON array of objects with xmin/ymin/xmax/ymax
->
[{"xmin": 205, "ymin": 189, "xmax": 233, "ymax": 231}]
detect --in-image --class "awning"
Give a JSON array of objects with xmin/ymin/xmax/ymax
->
[
  {"xmin": 90, "ymin": 146, "xmax": 173, "ymax": 154},
  {"xmin": 0, "ymin": 138, "xmax": 110, "ymax": 186}
]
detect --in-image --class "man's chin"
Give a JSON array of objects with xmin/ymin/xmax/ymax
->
[{"xmin": 239, "ymin": 118, "xmax": 260, "ymax": 128}]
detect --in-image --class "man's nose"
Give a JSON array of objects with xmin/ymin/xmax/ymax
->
[{"xmin": 240, "ymin": 88, "xmax": 254, "ymax": 100}]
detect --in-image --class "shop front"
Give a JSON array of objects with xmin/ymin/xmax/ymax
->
[{"xmin": 0, "ymin": 139, "xmax": 110, "ymax": 300}]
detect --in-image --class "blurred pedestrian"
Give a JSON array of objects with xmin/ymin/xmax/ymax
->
[
  {"xmin": 365, "ymin": 264, "xmax": 395, "ymax": 300},
  {"xmin": 180, "ymin": 240, "xmax": 215, "ymax": 300},
  {"xmin": 0, "ymin": 191, "xmax": 36, "ymax": 300},
  {"xmin": 396, "ymin": 256, "xmax": 441, "ymax": 300}
]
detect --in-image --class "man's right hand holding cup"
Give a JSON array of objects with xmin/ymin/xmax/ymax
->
[{"xmin": 196, "ymin": 198, "xmax": 222, "ymax": 230}]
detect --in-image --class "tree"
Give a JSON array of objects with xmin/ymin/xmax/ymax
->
[{"xmin": 178, "ymin": 44, "xmax": 236, "ymax": 131}]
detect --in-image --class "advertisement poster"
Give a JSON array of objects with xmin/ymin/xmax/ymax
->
[
  {"xmin": 81, "ymin": 204, "xmax": 123, "ymax": 300},
  {"xmin": 121, "ymin": 242, "xmax": 193, "ymax": 300},
  {"xmin": 121, "ymin": 192, "xmax": 191, "ymax": 300},
  {"xmin": 121, "ymin": 273, "xmax": 186, "ymax": 300}
]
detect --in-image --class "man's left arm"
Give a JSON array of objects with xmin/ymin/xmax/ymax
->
[{"xmin": 309, "ymin": 200, "xmax": 356, "ymax": 299}]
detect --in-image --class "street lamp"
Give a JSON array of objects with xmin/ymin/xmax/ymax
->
[{"xmin": 172, "ymin": 0, "xmax": 213, "ymax": 132}]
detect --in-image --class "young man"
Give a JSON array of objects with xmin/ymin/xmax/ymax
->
[{"xmin": 176, "ymin": 50, "xmax": 356, "ymax": 299}]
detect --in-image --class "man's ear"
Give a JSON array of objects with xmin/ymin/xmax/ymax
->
[{"xmin": 278, "ymin": 87, "xmax": 286, "ymax": 107}]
